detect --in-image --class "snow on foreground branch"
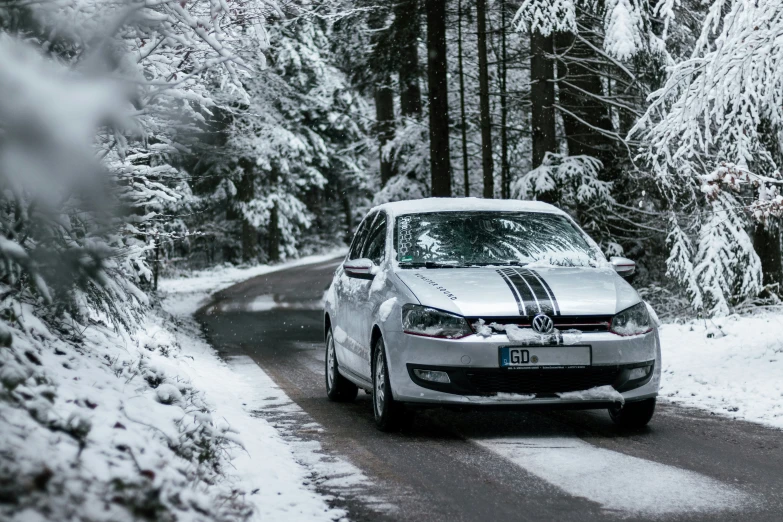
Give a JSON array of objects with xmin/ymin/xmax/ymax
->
[
  {"xmin": 0, "ymin": 0, "xmax": 278, "ymax": 320},
  {"xmin": 511, "ymin": 152, "xmax": 610, "ymax": 207},
  {"xmin": 631, "ymin": 0, "xmax": 783, "ymax": 316}
]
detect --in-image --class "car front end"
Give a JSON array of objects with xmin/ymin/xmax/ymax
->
[{"xmin": 382, "ymin": 302, "xmax": 660, "ymax": 408}]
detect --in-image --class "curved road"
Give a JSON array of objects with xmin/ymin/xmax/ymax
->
[{"xmin": 197, "ymin": 257, "xmax": 783, "ymax": 521}]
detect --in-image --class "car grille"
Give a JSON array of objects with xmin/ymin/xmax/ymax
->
[
  {"xmin": 467, "ymin": 316, "xmax": 612, "ymax": 333},
  {"xmin": 465, "ymin": 367, "xmax": 620, "ymax": 395}
]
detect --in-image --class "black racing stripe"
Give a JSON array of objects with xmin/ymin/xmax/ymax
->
[
  {"xmin": 503, "ymin": 268, "xmax": 539, "ymax": 315},
  {"xmin": 526, "ymin": 269, "xmax": 561, "ymax": 316},
  {"xmin": 516, "ymin": 268, "xmax": 555, "ymax": 315},
  {"xmin": 496, "ymin": 269, "xmax": 526, "ymax": 315}
]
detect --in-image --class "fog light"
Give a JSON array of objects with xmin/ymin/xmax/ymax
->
[
  {"xmin": 628, "ymin": 366, "xmax": 651, "ymax": 380},
  {"xmin": 413, "ymin": 369, "xmax": 451, "ymax": 384}
]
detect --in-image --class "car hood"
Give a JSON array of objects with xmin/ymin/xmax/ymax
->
[{"xmin": 395, "ymin": 266, "xmax": 639, "ymax": 317}]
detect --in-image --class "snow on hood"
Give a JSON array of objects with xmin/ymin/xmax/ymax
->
[
  {"xmin": 373, "ymin": 197, "xmax": 566, "ymax": 219},
  {"xmin": 395, "ymin": 266, "xmax": 639, "ymax": 317}
]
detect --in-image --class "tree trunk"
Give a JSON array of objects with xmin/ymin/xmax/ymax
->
[
  {"xmin": 342, "ymin": 191, "xmax": 353, "ymax": 245},
  {"xmin": 374, "ymin": 80, "xmax": 395, "ymax": 187},
  {"xmin": 237, "ymin": 167, "xmax": 257, "ymax": 262},
  {"xmin": 267, "ymin": 200, "xmax": 280, "ymax": 262},
  {"xmin": 499, "ymin": 0, "xmax": 509, "ymax": 199},
  {"xmin": 241, "ymin": 220, "xmax": 257, "ymax": 263},
  {"xmin": 476, "ymin": 0, "xmax": 494, "ymax": 198},
  {"xmin": 368, "ymin": 4, "xmax": 397, "ymax": 187},
  {"xmin": 426, "ymin": 0, "xmax": 452, "ymax": 197},
  {"xmin": 555, "ymin": 31, "xmax": 613, "ymax": 167},
  {"xmin": 755, "ymin": 220, "xmax": 782, "ymax": 288},
  {"xmin": 530, "ymin": 30, "xmax": 557, "ymax": 172},
  {"xmin": 457, "ymin": 0, "xmax": 470, "ymax": 197},
  {"xmin": 153, "ymin": 232, "xmax": 160, "ymax": 291},
  {"xmin": 396, "ymin": 0, "xmax": 421, "ymax": 118}
]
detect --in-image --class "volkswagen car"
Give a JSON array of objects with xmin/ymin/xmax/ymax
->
[{"xmin": 323, "ymin": 198, "xmax": 661, "ymax": 431}]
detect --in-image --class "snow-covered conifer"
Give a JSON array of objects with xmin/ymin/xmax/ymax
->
[{"xmin": 633, "ymin": 0, "xmax": 783, "ymax": 314}]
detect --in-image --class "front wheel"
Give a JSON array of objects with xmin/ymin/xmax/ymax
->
[
  {"xmin": 609, "ymin": 398, "xmax": 656, "ymax": 429},
  {"xmin": 325, "ymin": 329, "xmax": 358, "ymax": 402},
  {"xmin": 372, "ymin": 337, "xmax": 410, "ymax": 432}
]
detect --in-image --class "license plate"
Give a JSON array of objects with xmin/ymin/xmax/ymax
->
[{"xmin": 499, "ymin": 346, "xmax": 591, "ymax": 369}]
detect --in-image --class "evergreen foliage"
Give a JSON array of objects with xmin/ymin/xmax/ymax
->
[{"xmin": 3, "ymin": 0, "xmax": 782, "ymax": 323}]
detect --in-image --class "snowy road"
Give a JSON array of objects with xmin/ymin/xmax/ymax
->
[{"xmin": 197, "ymin": 257, "xmax": 783, "ymax": 521}]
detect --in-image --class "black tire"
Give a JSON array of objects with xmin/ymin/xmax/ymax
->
[
  {"xmin": 372, "ymin": 337, "xmax": 411, "ymax": 432},
  {"xmin": 609, "ymin": 398, "xmax": 656, "ymax": 429},
  {"xmin": 325, "ymin": 329, "xmax": 358, "ymax": 402}
]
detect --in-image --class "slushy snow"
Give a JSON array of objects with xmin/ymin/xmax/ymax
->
[{"xmin": 557, "ymin": 385, "xmax": 624, "ymax": 404}]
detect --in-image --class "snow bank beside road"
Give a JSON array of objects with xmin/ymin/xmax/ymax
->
[
  {"xmin": 163, "ymin": 315, "xmax": 346, "ymax": 521},
  {"xmin": 659, "ymin": 313, "xmax": 783, "ymax": 429}
]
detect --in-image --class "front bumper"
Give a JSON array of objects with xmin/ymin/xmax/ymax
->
[{"xmin": 383, "ymin": 329, "xmax": 661, "ymax": 406}]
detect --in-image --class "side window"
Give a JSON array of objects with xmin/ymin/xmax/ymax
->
[
  {"xmin": 348, "ymin": 212, "xmax": 375, "ymax": 260},
  {"xmin": 361, "ymin": 212, "xmax": 387, "ymax": 265}
]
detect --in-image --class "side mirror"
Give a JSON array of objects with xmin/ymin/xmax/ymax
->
[
  {"xmin": 610, "ymin": 256, "xmax": 636, "ymax": 278},
  {"xmin": 344, "ymin": 258, "xmax": 376, "ymax": 280}
]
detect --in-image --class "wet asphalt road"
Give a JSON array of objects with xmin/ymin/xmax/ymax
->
[{"xmin": 197, "ymin": 257, "xmax": 783, "ymax": 522}]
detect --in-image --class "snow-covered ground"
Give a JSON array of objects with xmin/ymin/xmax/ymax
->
[
  {"xmin": 659, "ymin": 313, "xmax": 783, "ymax": 430},
  {"xmin": 475, "ymin": 435, "xmax": 751, "ymax": 517},
  {"xmin": 7, "ymin": 247, "xmax": 780, "ymax": 521},
  {"xmin": 0, "ymin": 251, "xmax": 352, "ymax": 522}
]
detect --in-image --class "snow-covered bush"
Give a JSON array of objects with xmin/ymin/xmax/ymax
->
[
  {"xmin": 0, "ymin": 33, "xmax": 147, "ymax": 329},
  {"xmin": 0, "ymin": 307, "xmax": 253, "ymax": 521}
]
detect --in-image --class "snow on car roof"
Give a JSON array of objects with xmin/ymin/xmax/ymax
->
[{"xmin": 372, "ymin": 197, "xmax": 566, "ymax": 218}]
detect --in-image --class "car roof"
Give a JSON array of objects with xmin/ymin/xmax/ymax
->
[{"xmin": 371, "ymin": 197, "xmax": 566, "ymax": 218}]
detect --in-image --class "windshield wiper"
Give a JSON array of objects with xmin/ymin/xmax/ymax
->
[
  {"xmin": 462, "ymin": 261, "xmax": 531, "ymax": 267},
  {"xmin": 398, "ymin": 261, "xmax": 461, "ymax": 269},
  {"xmin": 398, "ymin": 261, "xmax": 530, "ymax": 269}
]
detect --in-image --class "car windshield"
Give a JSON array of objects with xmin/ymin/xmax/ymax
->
[{"xmin": 394, "ymin": 211, "xmax": 599, "ymax": 268}]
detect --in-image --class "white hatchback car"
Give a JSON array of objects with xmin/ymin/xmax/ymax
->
[{"xmin": 323, "ymin": 198, "xmax": 661, "ymax": 431}]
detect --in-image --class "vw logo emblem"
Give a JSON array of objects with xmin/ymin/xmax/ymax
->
[{"xmin": 532, "ymin": 314, "xmax": 554, "ymax": 334}]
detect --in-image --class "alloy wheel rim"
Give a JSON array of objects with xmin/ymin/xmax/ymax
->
[
  {"xmin": 374, "ymin": 350, "xmax": 385, "ymax": 416},
  {"xmin": 327, "ymin": 338, "xmax": 335, "ymax": 391}
]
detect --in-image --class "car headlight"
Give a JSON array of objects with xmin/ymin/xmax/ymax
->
[
  {"xmin": 402, "ymin": 304, "xmax": 472, "ymax": 339},
  {"xmin": 611, "ymin": 302, "xmax": 653, "ymax": 336}
]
